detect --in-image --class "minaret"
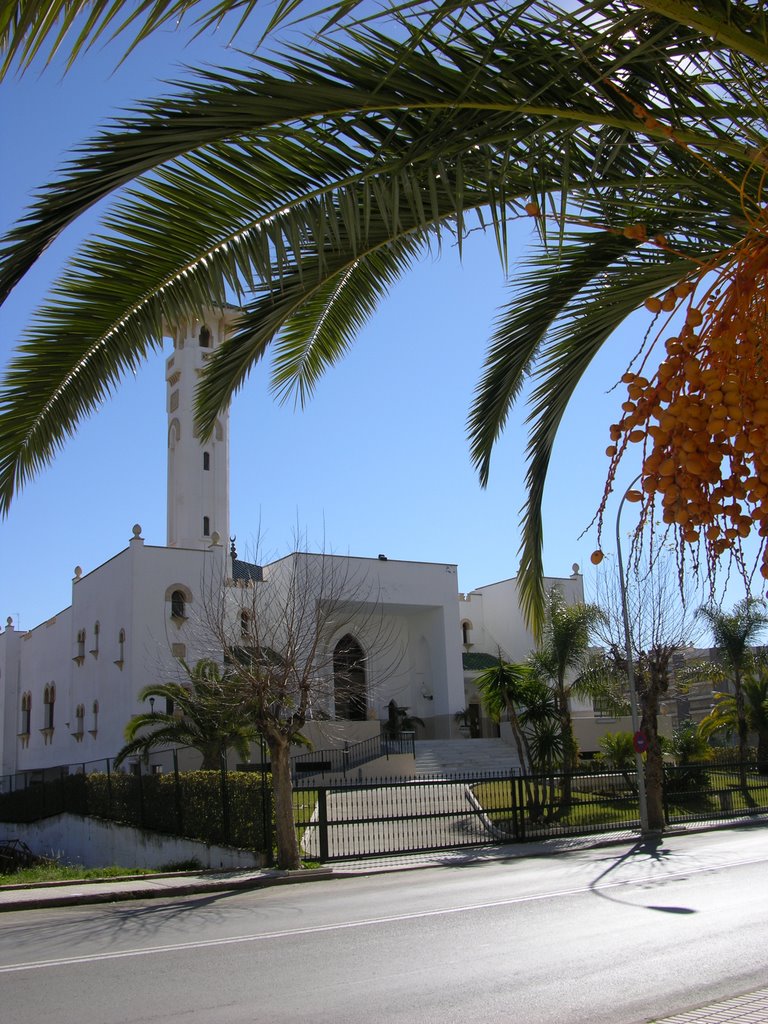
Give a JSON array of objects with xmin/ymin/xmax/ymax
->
[{"xmin": 165, "ymin": 308, "xmax": 238, "ymax": 550}]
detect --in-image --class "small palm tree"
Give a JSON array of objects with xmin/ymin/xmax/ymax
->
[
  {"xmin": 599, "ymin": 732, "xmax": 636, "ymax": 772},
  {"xmin": 114, "ymin": 659, "xmax": 260, "ymax": 770},
  {"xmin": 699, "ymin": 672, "xmax": 768, "ymax": 774},
  {"xmin": 530, "ymin": 588, "xmax": 612, "ymax": 806},
  {"xmin": 599, "ymin": 731, "xmax": 638, "ymax": 796},
  {"xmin": 696, "ymin": 599, "xmax": 768, "ymax": 785},
  {"xmin": 383, "ymin": 700, "xmax": 424, "ymax": 740}
]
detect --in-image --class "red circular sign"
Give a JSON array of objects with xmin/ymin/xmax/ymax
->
[{"xmin": 633, "ymin": 730, "xmax": 649, "ymax": 753}]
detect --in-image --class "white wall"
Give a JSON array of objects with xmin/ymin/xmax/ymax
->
[
  {"xmin": 1, "ymin": 813, "xmax": 263, "ymax": 870},
  {"xmin": 459, "ymin": 572, "xmax": 585, "ymax": 663}
]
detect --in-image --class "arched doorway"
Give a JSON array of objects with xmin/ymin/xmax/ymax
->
[{"xmin": 334, "ymin": 635, "xmax": 367, "ymax": 720}]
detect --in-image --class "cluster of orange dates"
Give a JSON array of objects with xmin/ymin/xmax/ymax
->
[{"xmin": 592, "ymin": 238, "xmax": 768, "ymax": 579}]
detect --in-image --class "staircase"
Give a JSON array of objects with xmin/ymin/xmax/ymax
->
[{"xmin": 414, "ymin": 739, "xmax": 522, "ymax": 777}]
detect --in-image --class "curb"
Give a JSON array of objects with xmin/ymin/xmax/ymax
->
[{"xmin": 0, "ymin": 867, "xmax": 335, "ymax": 912}]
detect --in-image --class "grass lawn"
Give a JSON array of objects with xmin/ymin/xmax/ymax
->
[
  {"xmin": 473, "ymin": 768, "xmax": 768, "ymax": 836},
  {"xmin": 0, "ymin": 864, "xmax": 160, "ymax": 886},
  {"xmin": 472, "ymin": 780, "xmax": 640, "ymax": 834}
]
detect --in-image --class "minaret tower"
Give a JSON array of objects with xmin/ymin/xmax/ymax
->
[{"xmin": 165, "ymin": 308, "xmax": 237, "ymax": 550}]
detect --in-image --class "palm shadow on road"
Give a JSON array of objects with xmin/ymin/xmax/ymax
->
[{"xmin": 588, "ymin": 836, "xmax": 697, "ymax": 915}]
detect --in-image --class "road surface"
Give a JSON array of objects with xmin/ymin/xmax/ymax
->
[{"xmin": 1, "ymin": 827, "xmax": 766, "ymax": 1023}]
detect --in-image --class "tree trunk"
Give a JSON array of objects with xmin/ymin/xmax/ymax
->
[
  {"xmin": 643, "ymin": 730, "xmax": 665, "ymax": 831},
  {"xmin": 757, "ymin": 731, "xmax": 768, "ymax": 775},
  {"xmin": 733, "ymin": 671, "xmax": 749, "ymax": 791},
  {"xmin": 557, "ymin": 702, "xmax": 577, "ymax": 814},
  {"xmin": 268, "ymin": 735, "xmax": 301, "ymax": 870},
  {"xmin": 638, "ymin": 654, "xmax": 667, "ymax": 832}
]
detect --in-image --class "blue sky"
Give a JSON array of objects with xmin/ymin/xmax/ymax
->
[{"xmin": 0, "ymin": 11, "xmax": 752, "ymax": 632}]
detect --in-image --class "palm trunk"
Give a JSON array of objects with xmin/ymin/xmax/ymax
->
[
  {"xmin": 268, "ymin": 735, "xmax": 301, "ymax": 870},
  {"xmin": 557, "ymin": 690, "xmax": 576, "ymax": 814},
  {"xmin": 733, "ymin": 671, "xmax": 749, "ymax": 792},
  {"xmin": 639, "ymin": 689, "xmax": 665, "ymax": 831}
]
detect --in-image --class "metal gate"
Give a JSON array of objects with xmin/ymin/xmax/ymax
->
[{"xmin": 296, "ymin": 774, "xmax": 522, "ymax": 860}]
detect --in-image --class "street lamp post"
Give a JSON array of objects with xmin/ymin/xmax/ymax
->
[{"xmin": 615, "ymin": 475, "xmax": 651, "ymax": 834}]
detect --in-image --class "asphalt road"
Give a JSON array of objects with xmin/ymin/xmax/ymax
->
[{"xmin": 1, "ymin": 828, "xmax": 767, "ymax": 1024}]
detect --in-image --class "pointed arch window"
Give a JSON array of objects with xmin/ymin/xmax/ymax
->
[
  {"xmin": 203, "ymin": 451, "xmax": 210, "ymax": 471},
  {"xmin": 333, "ymin": 635, "xmax": 367, "ymax": 721},
  {"xmin": 75, "ymin": 629, "xmax": 86, "ymax": 663},
  {"xmin": 203, "ymin": 516, "xmax": 210, "ymax": 537},
  {"xmin": 20, "ymin": 693, "xmax": 31, "ymax": 735},
  {"xmin": 43, "ymin": 684, "xmax": 55, "ymax": 730}
]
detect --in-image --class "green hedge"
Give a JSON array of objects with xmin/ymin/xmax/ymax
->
[{"xmin": 0, "ymin": 770, "xmax": 272, "ymax": 852}]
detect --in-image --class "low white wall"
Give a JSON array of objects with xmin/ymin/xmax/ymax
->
[
  {"xmin": 0, "ymin": 814, "xmax": 263, "ymax": 870},
  {"xmin": 297, "ymin": 753, "xmax": 416, "ymax": 786}
]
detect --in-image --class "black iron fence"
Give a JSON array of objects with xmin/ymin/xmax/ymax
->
[
  {"xmin": 294, "ymin": 761, "xmax": 768, "ymax": 860},
  {"xmin": 3, "ymin": 756, "xmax": 767, "ymax": 865},
  {"xmin": 292, "ymin": 732, "xmax": 416, "ymax": 779},
  {"xmin": 0, "ymin": 754, "xmax": 273, "ymax": 856}
]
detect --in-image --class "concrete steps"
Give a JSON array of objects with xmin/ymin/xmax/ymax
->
[{"xmin": 414, "ymin": 739, "xmax": 522, "ymax": 777}]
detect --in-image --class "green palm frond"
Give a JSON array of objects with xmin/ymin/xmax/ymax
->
[
  {"xmin": 0, "ymin": 0, "xmax": 264, "ymax": 79},
  {"xmin": 2, "ymin": 0, "xmax": 768, "ymax": 631}
]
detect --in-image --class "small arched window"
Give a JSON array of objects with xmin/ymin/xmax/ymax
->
[
  {"xmin": 171, "ymin": 590, "xmax": 186, "ymax": 619},
  {"xmin": 92, "ymin": 700, "xmax": 100, "ymax": 732},
  {"xmin": 75, "ymin": 704, "xmax": 85, "ymax": 736},
  {"xmin": 199, "ymin": 325, "xmax": 211, "ymax": 348},
  {"xmin": 91, "ymin": 621, "xmax": 100, "ymax": 656},
  {"xmin": 118, "ymin": 628, "xmax": 126, "ymax": 663},
  {"xmin": 240, "ymin": 610, "xmax": 251, "ymax": 638},
  {"xmin": 461, "ymin": 620, "xmax": 473, "ymax": 645},
  {"xmin": 203, "ymin": 451, "xmax": 210, "ymax": 471},
  {"xmin": 20, "ymin": 693, "xmax": 31, "ymax": 734},
  {"xmin": 203, "ymin": 516, "xmax": 210, "ymax": 537},
  {"xmin": 76, "ymin": 629, "xmax": 86, "ymax": 660},
  {"xmin": 43, "ymin": 684, "xmax": 55, "ymax": 729}
]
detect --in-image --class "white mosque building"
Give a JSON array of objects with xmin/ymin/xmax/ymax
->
[{"xmin": 0, "ymin": 310, "xmax": 590, "ymax": 780}]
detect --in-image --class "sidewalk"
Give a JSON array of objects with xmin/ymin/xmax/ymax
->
[
  {"xmin": 652, "ymin": 988, "xmax": 768, "ymax": 1023},
  {"xmin": 1, "ymin": 814, "xmax": 765, "ymax": 912}
]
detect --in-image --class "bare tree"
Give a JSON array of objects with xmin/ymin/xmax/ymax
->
[
  {"xmin": 593, "ymin": 551, "xmax": 703, "ymax": 831},
  {"xmin": 196, "ymin": 539, "xmax": 401, "ymax": 869}
]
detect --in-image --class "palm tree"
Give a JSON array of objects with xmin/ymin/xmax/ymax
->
[
  {"xmin": 1, "ymin": 0, "xmax": 766, "ymax": 629},
  {"xmin": 529, "ymin": 588, "xmax": 610, "ymax": 802},
  {"xmin": 696, "ymin": 599, "xmax": 768, "ymax": 785},
  {"xmin": 476, "ymin": 655, "xmax": 561, "ymax": 816},
  {"xmin": 699, "ymin": 671, "xmax": 768, "ymax": 774},
  {"xmin": 113, "ymin": 659, "xmax": 260, "ymax": 770},
  {"xmin": 475, "ymin": 657, "xmax": 560, "ymax": 767}
]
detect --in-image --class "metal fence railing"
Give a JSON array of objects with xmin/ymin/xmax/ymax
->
[
  {"xmin": 3, "ymin": 755, "xmax": 766, "ymax": 865},
  {"xmin": 294, "ymin": 761, "xmax": 768, "ymax": 861},
  {"xmin": 291, "ymin": 731, "xmax": 416, "ymax": 780},
  {"xmin": 0, "ymin": 752, "xmax": 273, "ymax": 857}
]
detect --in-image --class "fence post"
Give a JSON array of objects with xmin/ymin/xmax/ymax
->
[
  {"xmin": 515, "ymin": 775, "xmax": 526, "ymax": 842},
  {"xmin": 317, "ymin": 787, "xmax": 329, "ymax": 862},
  {"xmin": 220, "ymin": 749, "xmax": 231, "ymax": 846},
  {"xmin": 662, "ymin": 765, "xmax": 670, "ymax": 826},
  {"xmin": 172, "ymin": 748, "xmax": 184, "ymax": 834},
  {"xmin": 137, "ymin": 763, "xmax": 145, "ymax": 829},
  {"xmin": 509, "ymin": 772, "xmax": 519, "ymax": 842},
  {"xmin": 260, "ymin": 766, "xmax": 273, "ymax": 867}
]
